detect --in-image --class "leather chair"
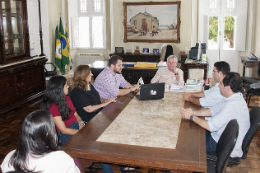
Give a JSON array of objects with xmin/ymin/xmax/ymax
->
[
  {"xmin": 241, "ymin": 61, "xmax": 260, "ymax": 85},
  {"xmin": 208, "ymin": 107, "xmax": 260, "ymax": 166},
  {"xmin": 7, "ymin": 171, "xmax": 26, "ymax": 173},
  {"xmin": 207, "ymin": 119, "xmax": 239, "ymax": 173},
  {"xmin": 246, "ymin": 87, "xmax": 260, "ymax": 108},
  {"xmin": 227, "ymin": 106, "xmax": 260, "ymax": 166},
  {"xmin": 44, "ymin": 62, "xmax": 57, "ymax": 77}
]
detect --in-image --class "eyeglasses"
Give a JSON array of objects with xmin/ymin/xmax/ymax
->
[{"xmin": 213, "ymin": 70, "xmax": 219, "ymax": 73}]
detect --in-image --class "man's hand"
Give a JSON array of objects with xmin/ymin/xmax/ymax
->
[
  {"xmin": 132, "ymin": 84, "xmax": 140, "ymax": 91},
  {"xmin": 172, "ymin": 69, "xmax": 180, "ymax": 81},
  {"xmin": 182, "ymin": 93, "xmax": 191, "ymax": 102},
  {"xmin": 179, "ymin": 107, "xmax": 194, "ymax": 120}
]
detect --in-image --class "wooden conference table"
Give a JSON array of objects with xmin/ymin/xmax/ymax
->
[{"xmin": 62, "ymin": 93, "xmax": 206, "ymax": 173}]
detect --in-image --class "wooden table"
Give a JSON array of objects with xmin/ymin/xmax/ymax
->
[
  {"xmin": 62, "ymin": 93, "xmax": 207, "ymax": 173},
  {"xmin": 240, "ymin": 56, "xmax": 259, "ymax": 77}
]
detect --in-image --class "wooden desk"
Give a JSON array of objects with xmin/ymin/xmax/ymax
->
[
  {"xmin": 182, "ymin": 61, "xmax": 208, "ymax": 82},
  {"xmin": 62, "ymin": 93, "xmax": 206, "ymax": 173},
  {"xmin": 240, "ymin": 56, "xmax": 259, "ymax": 77}
]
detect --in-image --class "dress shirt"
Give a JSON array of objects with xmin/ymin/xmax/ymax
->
[
  {"xmin": 94, "ymin": 67, "xmax": 128, "ymax": 99},
  {"xmin": 151, "ymin": 67, "xmax": 184, "ymax": 86},
  {"xmin": 208, "ymin": 92, "xmax": 250, "ymax": 157},
  {"xmin": 199, "ymin": 83, "xmax": 225, "ymax": 108}
]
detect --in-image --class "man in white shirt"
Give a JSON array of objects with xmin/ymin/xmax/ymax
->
[
  {"xmin": 151, "ymin": 55, "xmax": 184, "ymax": 86},
  {"xmin": 180, "ymin": 72, "xmax": 250, "ymax": 158},
  {"xmin": 182, "ymin": 61, "xmax": 230, "ymax": 108}
]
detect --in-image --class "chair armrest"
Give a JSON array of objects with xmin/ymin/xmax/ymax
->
[
  {"xmin": 46, "ymin": 62, "xmax": 57, "ymax": 71},
  {"xmin": 207, "ymin": 154, "xmax": 217, "ymax": 162}
]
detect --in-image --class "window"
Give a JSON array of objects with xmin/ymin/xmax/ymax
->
[{"xmin": 69, "ymin": 0, "xmax": 106, "ymax": 49}]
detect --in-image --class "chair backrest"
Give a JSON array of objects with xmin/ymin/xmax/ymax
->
[
  {"xmin": 242, "ymin": 107, "xmax": 260, "ymax": 158},
  {"xmin": 164, "ymin": 45, "xmax": 173, "ymax": 61},
  {"xmin": 216, "ymin": 119, "xmax": 239, "ymax": 173},
  {"xmin": 7, "ymin": 171, "xmax": 26, "ymax": 173}
]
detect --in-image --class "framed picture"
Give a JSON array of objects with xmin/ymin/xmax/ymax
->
[
  {"xmin": 142, "ymin": 48, "xmax": 149, "ymax": 54},
  {"xmin": 134, "ymin": 45, "xmax": 140, "ymax": 52},
  {"xmin": 153, "ymin": 49, "xmax": 159, "ymax": 54},
  {"xmin": 115, "ymin": 47, "xmax": 124, "ymax": 54},
  {"xmin": 123, "ymin": 1, "xmax": 181, "ymax": 43}
]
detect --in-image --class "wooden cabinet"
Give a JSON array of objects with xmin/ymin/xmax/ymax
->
[
  {"xmin": 0, "ymin": 57, "xmax": 47, "ymax": 114},
  {"xmin": 0, "ymin": 0, "xmax": 46, "ymax": 114}
]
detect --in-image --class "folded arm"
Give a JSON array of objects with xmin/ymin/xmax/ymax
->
[{"xmin": 53, "ymin": 116, "xmax": 78, "ymax": 135}]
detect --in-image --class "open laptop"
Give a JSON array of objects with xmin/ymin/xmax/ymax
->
[{"xmin": 136, "ymin": 83, "xmax": 165, "ymax": 100}]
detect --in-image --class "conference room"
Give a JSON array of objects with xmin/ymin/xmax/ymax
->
[{"xmin": 0, "ymin": 0, "xmax": 260, "ymax": 173}]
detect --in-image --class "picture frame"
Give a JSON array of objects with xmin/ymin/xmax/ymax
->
[
  {"xmin": 115, "ymin": 47, "xmax": 124, "ymax": 54},
  {"xmin": 123, "ymin": 1, "xmax": 181, "ymax": 43},
  {"xmin": 153, "ymin": 49, "xmax": 159, "ymax": 54},
  {"xmin": 142, "ymin": 48, "xmax": 149, "ymax": 54}
]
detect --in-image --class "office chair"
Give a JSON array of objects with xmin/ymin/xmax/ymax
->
[
  {"xmin": 246, "ymin": 87, "xmax": 260, "ymax": 107},
  {"xmin": 44, "ymin": 62, "xmax": 57, "ymax": 77},
  {"xmin": 207, "ymin": 119, "xmax": 239, "ymax": 173},
  {"xmin": 6, "ymin": 171, "xmax": 26, "ymax": 173},
  {"xmin": 164, "ymin": 45, "xmax": 173, "ymax": 61},
  {"xmin": 227, "ymin": 107, "xmax": 260, "ymax": 166},
  {"xmin": 241, "ymin": 61, "xmax": 260, "ymax": 85}
]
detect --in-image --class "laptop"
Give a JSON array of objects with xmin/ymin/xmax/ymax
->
[{"xmin": 136, "ymin": 83, "xmax": 165, "ymax": 100}]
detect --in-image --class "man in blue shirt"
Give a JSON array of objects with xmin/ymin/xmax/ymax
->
[
  {"xmin": 182, "ymin": 61, "xmax": 230, "ymax": 108},
  {"xmin": 180, "ymin": 72, "xmax": 250, "ymax": 157}
]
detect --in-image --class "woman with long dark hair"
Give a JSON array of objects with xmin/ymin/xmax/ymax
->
[
  {"xmin": 70, "ymin": 65, "xmax": 116, "ymax": 122},
  {"xmin": 1, "ymin": 110, "xmax": 81, "ymax": 173},
  {"xmin": 41, "ymin": 76, "xmax": 84, "ymax": 145}
]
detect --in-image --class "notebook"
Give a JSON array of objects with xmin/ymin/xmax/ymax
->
[{"xmin": 136, "ymin": 83, "xmax": 165, "ymax": 100}]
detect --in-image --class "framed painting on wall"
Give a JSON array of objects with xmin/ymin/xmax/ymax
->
[{"xmin": 123, "ymin": 1, "xmax": 181, "ymax": 43}]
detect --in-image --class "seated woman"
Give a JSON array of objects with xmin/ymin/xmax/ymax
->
[
  {"xmin": 1, "ymin": 110, "xmax": 81, "ymax": 173},
  {"xmin": 70, "ymin": 65, "xmax": 138, "ymax": 173},
  {"xmin": 70, "ymin": 65, "xmax": 116, "ymax": 122},
  {"xmin": 41, "ymin": 76, "xmax": 84, "ymax": 145}
]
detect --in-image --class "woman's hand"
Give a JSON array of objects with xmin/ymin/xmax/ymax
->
[
  {"xmin": 105, "ymin": 98, "xmax": 117, "ymax": 103},
  {"xmin": 79, "ymin": 123, "xmax": 84, "ymax": 130}
]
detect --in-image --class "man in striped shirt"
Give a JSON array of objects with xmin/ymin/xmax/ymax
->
[
  {"xmin": 94, "ymin": 55, "xmax": 139, "ymax": 99},
  {"xmin": 151, "ymin": 55, "xmax": 184, "ymax": 86}
]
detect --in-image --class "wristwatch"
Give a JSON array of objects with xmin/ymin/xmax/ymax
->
[
  {"xmin": 129, "ymin": 87, "xmax": 132, "ymax": 92},
  {"xmin": 190, "ymin": 115, "xmax": 194, "ymax": 121},
  {"xmin": 78, "ymin": 121, "xmax": 85, "ymax": 126}
]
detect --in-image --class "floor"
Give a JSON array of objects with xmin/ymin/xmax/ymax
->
[{"xmin": 0, "ymin": 95, "xmax": 259, "ymax": 173}]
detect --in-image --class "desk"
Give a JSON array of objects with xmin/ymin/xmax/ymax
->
[
  {"xmin": 240, "ymin": 56, "xmax": 259, "ymax": 77},
  {"xmin": 182, "ymin": 60, "xmax": 208, "ymax": 82},
  {"xmin": 62, "ymin": 92, "xmax": 206, "ymax": 173}
]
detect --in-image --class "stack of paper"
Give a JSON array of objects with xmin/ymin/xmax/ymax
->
[
  {"xmin": 157, "ymin": 61, "xmax": 167, "ymax": 67},
  {"xmin": 185, "ymin": 83, "xmax": 202, "ymax": 92}
]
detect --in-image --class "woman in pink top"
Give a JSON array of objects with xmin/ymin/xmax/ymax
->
[{"xmin": 41, "ymin": 76, "xmax": 84, "ymax": 145}]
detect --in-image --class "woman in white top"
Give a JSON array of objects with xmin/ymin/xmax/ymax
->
[{"xmin": 1, "ymin": 110, "xmax": 81, "ymax": 173}]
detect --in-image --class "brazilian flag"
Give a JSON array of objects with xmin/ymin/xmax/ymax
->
[
  {"xmin": 59, "ymin": 17, "xmax": 69, "ymax": 73},
  {"xmin": 54, "ymin": 25, "xmax": 65, "ymax": 74},
  {"xmin": 65, "ymin": 24, "xmax": 73, "ymax": 73}
]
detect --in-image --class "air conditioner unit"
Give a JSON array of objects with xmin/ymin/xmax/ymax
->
[{"xmin": 77, "ymin": 53, "xmax": 103, "ymax": 66}]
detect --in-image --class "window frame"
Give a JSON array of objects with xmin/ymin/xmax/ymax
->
[{"xmin": 71, "ymin": 0, "xmax": 106, "ymax": 49}]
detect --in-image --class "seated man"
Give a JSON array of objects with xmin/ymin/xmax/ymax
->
[
  {"xmin": 151, "ymin": 55, "xmax": 184, "ymax": 86},
  {"xmin": 182, "ymin": 61, "xmax": 230, "ymax": 107},
  {"xmin": 94, "ymin": 55, "xmax": 139, "ymax": 99},
  {"xmin": 180, "ymin": 72, "xmax": 250, "ymax": 158}
]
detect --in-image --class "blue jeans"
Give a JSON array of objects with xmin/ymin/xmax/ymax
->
[
  {"xmin": 58, "ymin": 121, "xmax": 79, "ymax": 145},
  {"xmin": 100, "ymin": 163, "xmax": 130, "ymax": 173},
  {"xmin": 206, "ymin": 130, "xmax": 217, "ymax": 156}
]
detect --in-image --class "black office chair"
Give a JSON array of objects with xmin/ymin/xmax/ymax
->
[
  {"xmin": 207, "ymin": 119, "xmax": 239, "ymax": 173},
  {"xmin": 241, "ymin": 61, "xmax": 260, "ymax": 85},
  {"xmin": 7, "ymin": 171, "xmax": 26, "ymax": 173},
  {"xmin": 164, "ymin": 45, "xmax": 173, "ymax": 61},
  {"xmin": 227, "ymin": 107, "xmax": 260, "ymax": 166},
  {"xmin": 44, "ymin": 62, "xmax": 57, "ymax": 77},
  {"xmin": 246, "ymin": 87, "xmax": 260, "ymax": 107}
]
